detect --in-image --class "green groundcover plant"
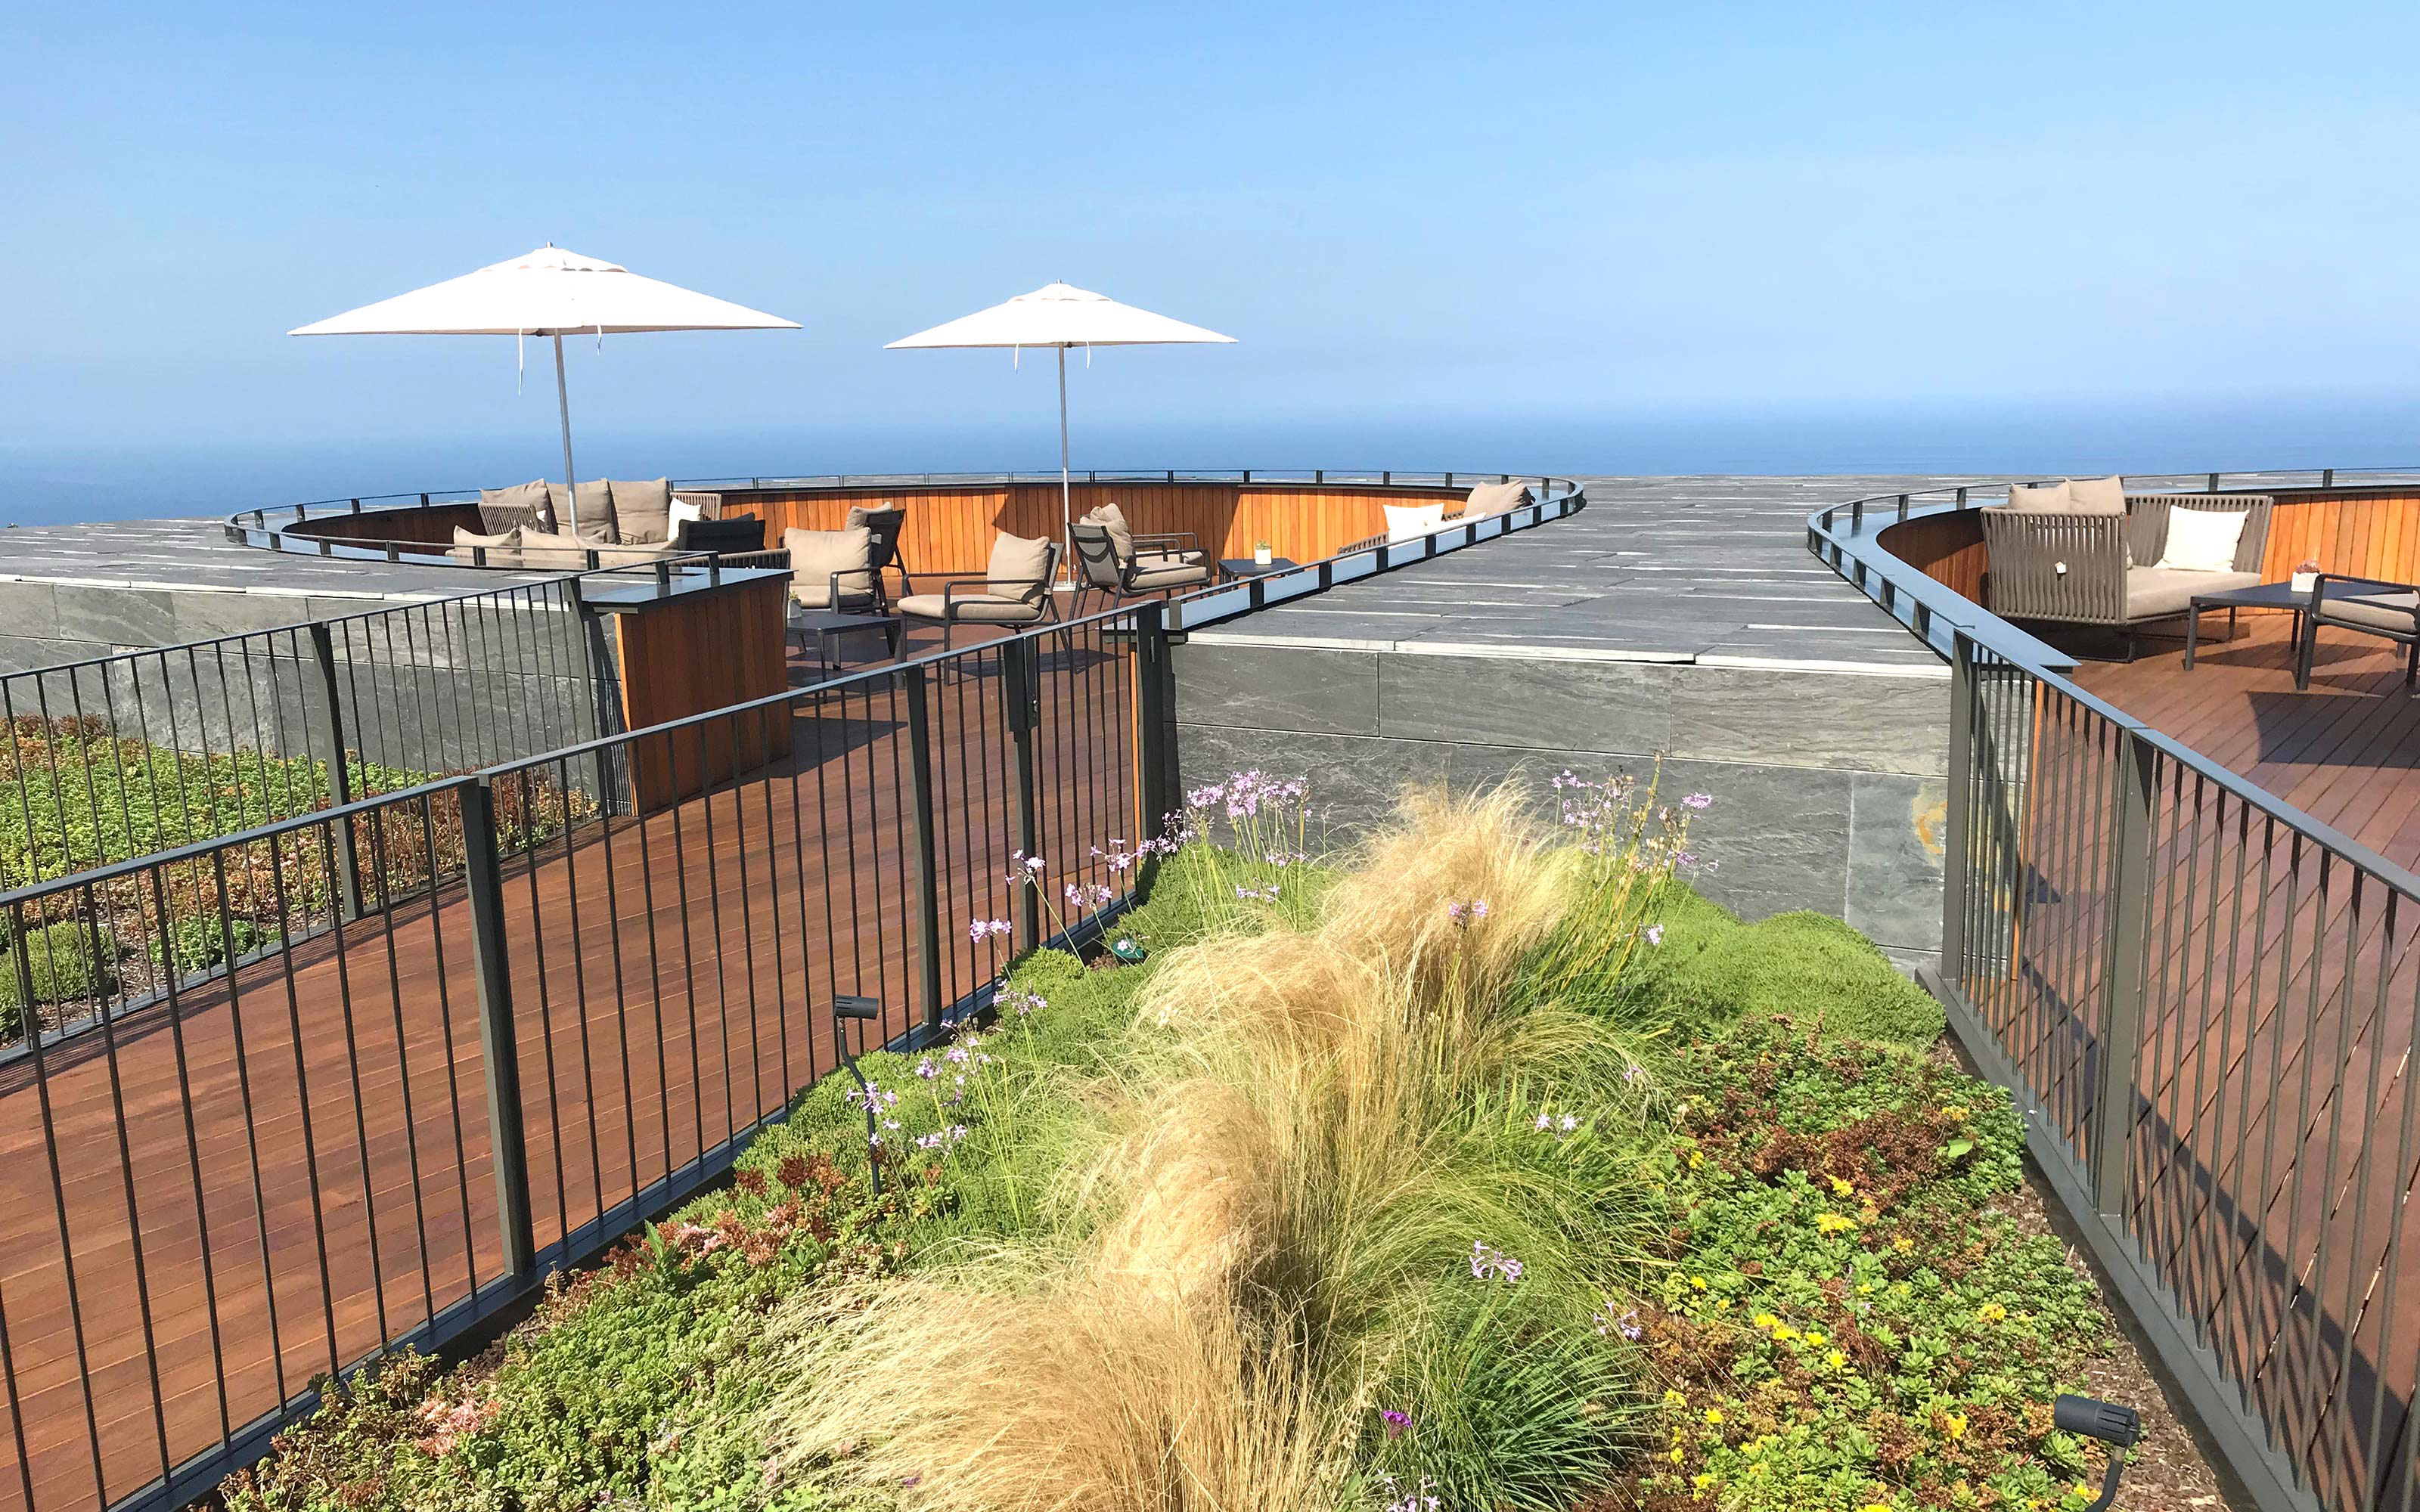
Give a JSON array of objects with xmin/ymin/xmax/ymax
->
[{"xmin": 219, "ymin": 774, "xmax": 2119, "ymax": 1512}]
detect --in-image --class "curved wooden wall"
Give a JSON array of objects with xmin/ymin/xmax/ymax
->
[
  {"xmin": 727, "ymin": 479, "xmax": 1466, "ymax": 576},
  {"xmin": 284, "ymin": 479, "xmax": 1478, "ymax": 575}
]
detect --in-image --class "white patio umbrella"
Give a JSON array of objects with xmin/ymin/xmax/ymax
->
[
  {"xmin": 886, "ymin": 282, "xmax": 1235, "ymax": 550},
  {"xmin": 292, "ymin": 246, "xmax": 799, "ymax": 533}
]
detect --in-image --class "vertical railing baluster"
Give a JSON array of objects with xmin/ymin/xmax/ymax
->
[
  {"xmin": 459, "ymin": 776, "xmax": 537, "ymax": 1287},
  {"xmin": 1001, "ymin": 637, "xmax": 1041, "ymax": 954},
  {"xmin": 1940, "ymin": 631, "xmax": 1976, "ymax": 985},
  {"xmin": 1135, "ymin": 601, "xmax": 1174, "ymax": 850},
  {"xmin": 307, "ymin": 621, "xmax": 365, "ymax": 919},
  {"xmin": 903, "ymin": 665, "xmax": 945, "ymax": 1033},
  {"xmin": 2093, "ymin": 727, "xmax": 2158, "ymax": 1219}
]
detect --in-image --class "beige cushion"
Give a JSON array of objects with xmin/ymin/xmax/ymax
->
[
  {"xmin": 1463, "ymin": 480, "xmax": 1531, "ymax": 516},
  {"xmin": 783, "ymin": 526, "xmax": 875, "ymax": 607},
  {"xmin": 1082, "ymin": 503, "xmax": 1134, "ymax": 562},
  {"xmin": 2007, "ymin": 480, "xmax": 2074, "ymax": 511},
  {"xmin": 544, "ymin": 480, "xmax": 617, "ymax": 541},
  {"xmin": 898, "ymin": 591, "xmax": 1046, "ymax": 624},
  {"xmin": 986, "ymin": 531, "xmax": 1053, "ymax": 596},
  {"xmin": 2326, "ymin": 591, "xmax": 2420, "ymax": 634},
  {"xmin": 2153, "ymin": 507, "xmax": 2250, "ymax": 574},
  {"xmin": 610, "ymin": 477, "xmax": 674, "ymax": 545},
  {"xmin": 1130, "ymin": 559, "xmax": 1211, "ymax": 590},
  {"xmin": 2065, "ymin": 475, "xmax": 2127, "ymax": 512},
  {"xmin": 517, "ymin": 527, "xmax": 600, "ymax": 569},
  {"xmin": 477, "ymin": 480, "xmax": 554, "ymax": 534},
  {"xmin": 2125, "ymin": 566, "xmax": 2260, "ymax": 618},
  {"xmin": 1383, "ymin": 502, "xmax": 1447, "ymax": 543},
  {"xmin": 449, "ymin": 525, "xmax": 521, "ymax": 565}
]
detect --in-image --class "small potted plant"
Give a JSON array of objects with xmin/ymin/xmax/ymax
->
[
  {"xmin": 1253, "ymin": 540, "xmax": 1274, "ymax": 567},
  {"xmin": 2291, "ymin": 557, "xmax": 2322, "ymax": 595}
]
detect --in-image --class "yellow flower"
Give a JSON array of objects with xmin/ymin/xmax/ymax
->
[
  {"xmin": 1804, "ymin": 1330, "xmax": 1826, "ymax": 1346},
  {"xmin": 1705, "ymin": 1407, "xmax": 1724, "ymax": 1424},
  {"xmin": 1664, "ymin": 1390, "xmax": 1688, "ymax": 1407},
  {"xmin": 1713, "ymin": 1297, "xmax": 1731, "ymax": 1310},
  {"xmin": 1860, "ymin": 1504, "xmax": 1892, "ymax": 1512},
  {"xmin": 1944, "ymin": 1411, "xmax": 1968, "ymax": 1439},
  {"xmin": 1828, "ymin": 1173, "xmax": 1855, "ymax": 1194},
  {"xmin": 1694, "ymin": 1473, "xmax": 1717, "ymax": 1491},
  {"xmin": 1690, "ymin": 1274, "xmax": 1709, "ymax": 1291},
  {"xmin": 1669, "ymin": 1447, "xmax": 1685, "ymax": 1463},
  {"xmin": 1892, "ymin": 1234, "xmax": 1915, "ymax": 1253},
  {"xmin": 2071, "ymin": 1483, "xmax": 2092, "ymax": 1499},
  {"xmin": 1827, "ymin": 1349, "xmax": 1848, "ymax": 1368},
  {"xmin": 1977, "ymin": 1303, "xmax": 2008, "ymax": 1324},
  {"xmin": 1772, "ymin": 1324, "xmax": 1798, "ymax": 1343},
  {"xmin": 1815, "ymin": 1212, "xmax": 1856, "ymax": 1235},
  {"xmin": 1754, "ymin": 1312, "xmax": 1779, "ymax": 1330},
  {"xmin": 1857, "ymin": 1281, "xmax": 1875, "ymax": 1295},
  {"xmin": 1942, "ymin": 1104, "xmax": 1969, "ymax": 1120},
  {"xmin": 1688, "ymin": 1151, "xmax": 1706, "ymax": 1170}
]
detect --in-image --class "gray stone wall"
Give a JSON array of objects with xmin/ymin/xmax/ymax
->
[{"xmin": 1172, "ymin": 638, "xmax": 1953, "ymax": 965}]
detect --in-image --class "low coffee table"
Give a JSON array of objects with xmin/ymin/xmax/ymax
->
[
  {"xmin": 1218, "ymin": 556, "xmax": 1300, "ymax": 582},
  {"xmin": 2183, "ymin": 578, "xmax": 2406, "ymax": 669},
  {"xmin": 786, "ymin": 608, "xmax": 904, "ymax": 677}
]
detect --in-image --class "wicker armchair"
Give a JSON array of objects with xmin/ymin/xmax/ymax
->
[{"xmin": 1981, "ymin": 493, "xmax": 2273, "ymax": 654}]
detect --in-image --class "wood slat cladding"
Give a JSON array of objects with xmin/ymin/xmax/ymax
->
[
  {"xmin": 1875, "ymin": 510, "xmax": 1988, "ymax": 600},
  {"xmin": 291, "ymin": 502, "xmax": 484, "ymax": 546},
  {"xmin": 2259, "ymin": 489, "xmax": 2420, "ymax": 584},
  {"xmin": 612, "ymin": 578, "xmax": 793, "ymax": 810},
  {"xmin": 728, "ymin": 480, "xmax": 1470, "ymax": 576}
]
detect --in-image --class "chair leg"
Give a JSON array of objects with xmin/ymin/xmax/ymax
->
[
  {"xmin": 2406, "ymin": 637, "xmax": 2417, "ymax": 689},
  {"xmin": 2294, "ymin": 614, "xmax": 2316, "ymax": 691}
]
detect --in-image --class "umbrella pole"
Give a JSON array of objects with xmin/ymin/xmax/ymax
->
[
  {"xmin": 553, "ymin": 333, "xmax": 580, "ymax": 535},
  {"xmin": 1057, "ymin": 344, "xmax": 1071, "ymax": 586}
]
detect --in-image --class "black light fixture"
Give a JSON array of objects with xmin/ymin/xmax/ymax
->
[
  {"xmin": 833, "ymin": 994, "xmax": 883, "ymax": 1194},
  {"xmin": 2052, "ymin": 1395, "xmax": 2142, "ymax": 1512}
]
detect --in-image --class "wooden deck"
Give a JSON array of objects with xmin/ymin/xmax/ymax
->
[
  {"xmin": 0, "ymin": 632, "xmax": 1140, "ymax": 1510},
  {"xmin": 2071, "ymin": 610, "xmax": 2420, "ymax": 871}
]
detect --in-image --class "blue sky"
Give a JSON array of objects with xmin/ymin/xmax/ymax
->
[{"xmin": 6, "ymin": 2, "xmax": 2419, "ymax": 512}]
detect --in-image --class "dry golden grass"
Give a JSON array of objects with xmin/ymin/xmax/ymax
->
[{"xmin": 763, "ymin": 784, "xmax": 1636, "ymax": 1511}]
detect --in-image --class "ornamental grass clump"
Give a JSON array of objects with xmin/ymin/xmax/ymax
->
[{"xmin": 762, "ymin": 781, "xmax": 1682, "ymax": 1512}]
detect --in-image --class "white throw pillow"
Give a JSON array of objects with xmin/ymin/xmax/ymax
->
[
  {"xmin": 2154, "ymin": 508, "xmax": 2250, "ymax": 574},
  {"xmin": 669, "ymin": 497, "xmax": 707, "ymax": 528},
  {"xmin": 1383, "ymin": 503, "xmax": 1447, "ymax": 543}
]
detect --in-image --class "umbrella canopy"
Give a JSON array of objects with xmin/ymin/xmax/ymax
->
[
  {"xmin": 293, "ymin": 246, "xmax": 799, "ymax": 531},
  {"xmin": 885, "ymin": 281, "xmax": 1234, "ymax": 352},
  {"xmin": 887, "ymin": 283, "xmax": 1235, "ymax": 559}
]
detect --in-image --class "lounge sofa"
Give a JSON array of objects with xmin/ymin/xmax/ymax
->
[
  {"xmin": 450, "ymin": 478, "xmax": 735, "ymax": 567},
  {"xmin": 1978, "ymin": 477, "xmax": 2273, "ymax": 655}
]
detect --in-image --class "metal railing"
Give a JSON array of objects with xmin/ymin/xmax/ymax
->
[
  {"xmin": 221, "ymin": 468, "xmax": 1584, "ymax": 568},
  {"xmin": 0, "ymin": 565, "xmax": 752, "ymax": 1061},
  {"xmin": 1812, "ymin": 468, "xmax": 2420, "ymax": 1512},
  {"xmin": 0, "ymin": 479, "xmax": 1584, "ymax": 1512}
]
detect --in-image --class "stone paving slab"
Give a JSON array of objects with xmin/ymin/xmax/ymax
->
[{"xmin": 1184, "ymin": 474, "xmax": 2003, "ymax": 675}]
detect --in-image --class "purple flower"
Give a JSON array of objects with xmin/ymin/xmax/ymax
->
[
  {"xmin": 1643, "ymin": 923, "xmax": 1664, "ymax": 946},
  {"xmin": 1469, "ymin": 1240, "xmax": 1524, "ymax": 1283},
  {"xmin": 1381, "ymin": 1408, "xmax": 1410, "ymax": 1439},
  {"xmin": 1681, "ymin": 792, "xmax": 1713, "ymax": 810}
]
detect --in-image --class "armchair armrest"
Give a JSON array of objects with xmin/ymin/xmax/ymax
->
[{"xmin": 1131, "ymin": 530, "xmax": 1204, "ymax": 556}]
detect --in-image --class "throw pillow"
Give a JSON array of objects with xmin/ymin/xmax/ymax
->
[
  {"xmin": 1383, "ymin": 502, "xmax": 1447, "ymax": 543},
  {"xmin": 1463, "ymin": 481, "xmax": 1531, "ymax": 516},
  {"xmin": 2153, "ymin": 508, "xmax": 2251, "ymax": 574},
  {"xmin": 985, "ymin": 531, "xmax": 1054, "ymax": 597},
  {"xmin": 611, "ymin": 477, "xmax": 673, "ymax": 546},
  {"xmin": 2006, "ymin": 480, "xmax": 2076, "ymax": 511},
  {"xmin": 2065, "ymin": 475, "xmax": 2127, "ymax": 512},
  {"xmin": 783, "ymin": 526, "xmax": 874, "ymax": 607},
  {"xmin": 477, "ymin": 480, "xmax": 554, "ymax": 534},
  {"xmin": 544, "ymin": 479, "xmax": 617, "ymax": 541}
]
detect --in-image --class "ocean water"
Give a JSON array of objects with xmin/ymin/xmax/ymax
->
[{"xmin": 8, "ymin": 395, "xmax": 2415, "ymax": 529}]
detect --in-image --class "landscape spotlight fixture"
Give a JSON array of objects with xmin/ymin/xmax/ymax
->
[
  {"xmin": 2052, "ymin": 1395, "xmax": 2142, "ymax": 1512},
  {"xmin": 833, "ymin": 995, "xmax": 883, "ymax": 1194}
]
